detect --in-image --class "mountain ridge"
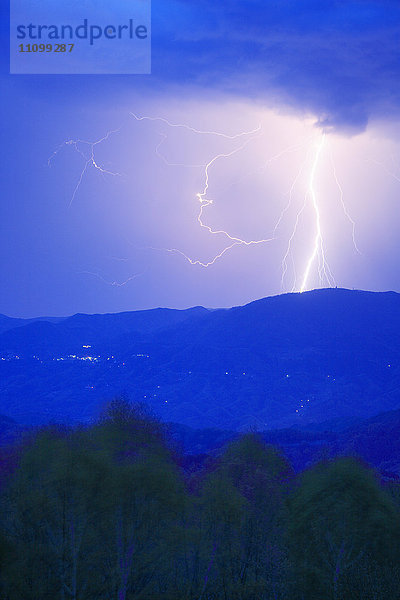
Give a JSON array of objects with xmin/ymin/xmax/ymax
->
[{"xmin": 1, "ymin": 288, "xmax": 399, "ymax": 429}]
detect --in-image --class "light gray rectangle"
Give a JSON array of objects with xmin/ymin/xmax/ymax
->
[{"xmin": 10, "ymin": 0, "xmax": 151, "ymax": 74}]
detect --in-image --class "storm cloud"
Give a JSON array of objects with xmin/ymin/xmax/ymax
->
[{"xmin": 152, "ymin": 0, "xmax": 400, "ymax": 132}]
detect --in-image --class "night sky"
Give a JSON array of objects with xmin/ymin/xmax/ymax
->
[{"xmin": 1, "ymin": 1, "xmax": 400, "ymax": 317}]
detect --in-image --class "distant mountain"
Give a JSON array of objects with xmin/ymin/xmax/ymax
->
[
  {"xmin": 0, "ymin": 307, "xmax": 208, "ymax": 356},
  {"xmin": 0, "ymin": 314, "xmax": 65, "ymax": 335},
  {"xmin": 172, "ymin": 407, "xmax": 400, "ymax": 477},
  {"xmin": 339, "ymin": 408, "xmax": 400, "ymax": 475},
  {"xmin": 1, "ymin": 289, "xmax": 400, "ymax": 429}
]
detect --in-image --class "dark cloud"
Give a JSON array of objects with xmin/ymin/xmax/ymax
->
[
  {"xmin": 152, "ymin": 0, "xmax": 400, "ymax": 132},
  {"xmin": 2, "ymin": 1, "xmax": 399, "ymax": 132}
]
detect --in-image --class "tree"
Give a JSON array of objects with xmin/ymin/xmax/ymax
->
[
  {"xmin": 91, "ymin": 397, "xmax": 186, "ymax": 600},
  {"xmin": 195, "ymin": 434, "xmax": 291, "ymax": 599},
  {"xmin": 2, "ymin": 426, "xmax": 113, "ymax": 599},
  {"xmin": 285, "ymin": 457, "xmax": 400, "ymax": 600}
]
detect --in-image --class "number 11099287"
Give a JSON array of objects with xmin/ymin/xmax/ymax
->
[{"xmin": 18, "ymin": 43, "xmax": 75, "ymax": 53}]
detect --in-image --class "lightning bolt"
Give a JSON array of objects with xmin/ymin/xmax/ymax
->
[
  {"xmin": 48, "ymin": 129, "xmax": 121, "ymax": 207},
  {"xmin": 184, "ymin": 138, "xmax": 275, "ymax": 263},
  {"xmin": 154, "ymin": 133, "xmax": 204, "ymax": 168},
  {"xmin": 53, "ymin": 112, "xmax": 361, "ymax": 292},
  {"xmin": 129, "ymin": 112, "xmax": 262, "ymax": 140},
  {"xmin": 300, "ymin": 134, "xmax": 335, "ymax": 293},
  {"xmin": 278, "ymin": 135, "xmax": 360, "ymax": 293},
  {"xmin": 80, "ymin": 270, "xmax": 142, "ymax": 287},
  {"xmin": 331, "ymin": 153, "xmax": 361, "ymax": 255},
  {"xmin": 159, "ymin": 243, "xmax": 241, "ymax": 267},
  {"xmin": 276, "ymin": 155, "xmax": 309, "ymax": 291},
  {"xmin": 130, "ymin": 112, "xmax": 276, "ymax": 267}
]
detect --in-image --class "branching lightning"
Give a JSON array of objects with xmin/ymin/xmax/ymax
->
[
  {"xmin": 277, "ymin": 155, "xmax": 310, "ymax": 291},
  {"xmin": 79, "ymin": 270, "xmax": 142, "ymax": 287},
  {"xmin": 49, "ymin": 129, "xmax": 121, "ymax": 207},
  {"xmin": 130, "ymin": 115, "xmax": 312, "ymax": 268},
  {"xmin": 170, "ymin": 135, "xmax": 276, "ymax": 267},
  {"xmin": 131, "ymin": 113, "xmax": 275, "ymax": 268},
  {"xmin": 331, "ymin": 152, "xmax": 361, "ymax": 255},
  {"xmin": 277, "ymin": 133, "xmax": 360, "ymax": 292},
  {"xmin": 129, "ymin": 112, "xmax": 262, "ymax": 140},
  {"xmin": 52, "ymin": 112, "xmax": 361, "ymax": 293}
]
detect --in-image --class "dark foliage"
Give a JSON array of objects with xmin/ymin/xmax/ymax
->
[{"xmin": 0, "ymin": 399, "xmax": 399, "ymax": 599}]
